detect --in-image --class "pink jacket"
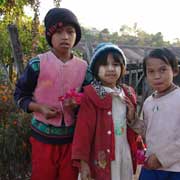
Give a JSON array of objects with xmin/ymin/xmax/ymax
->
[{"xmin": 33, "ymin": 51, "xmax": 87, "ymax": 127}]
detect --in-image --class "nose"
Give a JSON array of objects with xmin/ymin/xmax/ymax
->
[
  {"xmin": 154, "ymin": 72, "xmax": 161, "ymax": 79},
  {"xmin": 62, "ymin": 31, "xmax": 68, "ymax": 39},
  {"xmin": 107, "ymin": 64, "xmax": 114, "ymax": 71}
]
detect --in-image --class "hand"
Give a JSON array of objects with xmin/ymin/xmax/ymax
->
[
  {"xmin": 80, "ymin": 160, "xmax": 92, "ymax": 180},
  {"xmin": 124, "ymin": 96, "xmax": 136, "ymax": 123},
  {"xmin": 63, "ymin": 98, "xmax": 78, "ymax": 109},
  {"xmin": 144, "ymin": 154, "xmax": 162, "ymax": 169},
  {"xmin": 39, "ymin": 105, "xmax": 59, "ymax": 119}
]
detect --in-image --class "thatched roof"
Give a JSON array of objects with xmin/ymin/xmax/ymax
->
[
  {"xmin": 76, "ymin": 42, "xmax": 180, "ymax": 64},
  {"xmin": 119, "ymin": 45, "xmax": 180, "ymax": 64}
]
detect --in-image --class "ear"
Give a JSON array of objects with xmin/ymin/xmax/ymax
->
[{"xmin": 173, "ymin": 70, "xmax": 179, "ymax": 77}]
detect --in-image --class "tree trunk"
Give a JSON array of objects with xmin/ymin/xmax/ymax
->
[{"xmin": 7, "ymin": 24, "xmax": 24, "ymax": 77}]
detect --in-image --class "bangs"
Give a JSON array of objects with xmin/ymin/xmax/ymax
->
[{"xmin": 92, "ymin": 51, "xmax": 125, "ymax": 79}]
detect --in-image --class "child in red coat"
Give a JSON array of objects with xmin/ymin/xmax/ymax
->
[{"xmin": 72, "ymin": 42, "xmax": 138, "ymax": 180}]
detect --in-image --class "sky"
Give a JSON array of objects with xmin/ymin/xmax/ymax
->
[{"xmin": 28, "ymin": 0, "xmax": 180, "ymax": 42}]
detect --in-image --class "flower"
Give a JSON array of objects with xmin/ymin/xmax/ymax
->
[
  {"xmin": 13, "ymin": 119, "xmax": 18, "ymax": 126},
  {"xmin": 136, "ymin": 136, "xmax": 146, "ymax": 165},
  {"xmin": 58, "ymin": 88, "xmax": 84, "ymax": 105},
  {"xmin": 1, "ymin": 96, "xmax": 8, "ymax": 102},
  {"xmin": 136, "ymin": 149, "xmax": 146, "ymax": 165}
]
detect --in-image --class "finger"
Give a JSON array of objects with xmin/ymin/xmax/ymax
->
[
  {"xmin": 123, "ymin": 96, "xmax": 131, "ymax": 102},
  {"xmin": 87, "ymin": 173, "xmax": 92, "ymax": 180},
  {"xmin": 124, "ymin": 98, "xmax": 134, "ymax": 107},
  {"xmin": 49, "ymin": 107, "xmax": 58, "ymax": 112},
  {"xmin": 46, "ymin": 111, "xmax": 58, "ymax": 119},
  {"xmin": 80, "ymin": 172, "xmax": 87, "ymax": 180}
]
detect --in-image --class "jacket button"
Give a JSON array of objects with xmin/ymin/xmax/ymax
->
[
  {"xmin": 107, "ymin": 130, "xmax": 111, "ymax": 135},
  {"xmin": 107, "ymin": 111, "xmax": 112, "ymax": 115},
  {"xmin": 107, "ymin": 149, "xmax": 110, "ymax": 153}
]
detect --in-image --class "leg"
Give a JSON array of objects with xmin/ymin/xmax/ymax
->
[
  {"xmin": 139, "ymin": 167, "xmax": 157, "ymax": 180},
  {"xmin": 58, "ymin": 143, "xmax": 78, "ymax": 180},
  {"xmin": 139, "ymin": 167, "xmax": 171, "ymax": 180},
  {"xmin": 30, "ymin": 137, "xmax": 58, "ymax": 180},
  {"xmin": 171, "ymin": 172, "xmax": 180, "ymax": 180}
]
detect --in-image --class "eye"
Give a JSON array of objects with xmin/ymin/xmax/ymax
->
[
  {"xmin": 160, "ymin": 67, "xmax": 166, "ymax": 73},
  {"xmin": 66, "ymin": 28, "xmax": 75, "ymax": 34},
  {"xmin": 147, "ymin": 69, "xmax": 154, "ymax": 74},
  {"xmin": 68, "ymin": 30, "xmax": 75, "ymax": 34},
  {"xmin": 113, "ymin": 63, "xmax": 120, "ymax": 66}
]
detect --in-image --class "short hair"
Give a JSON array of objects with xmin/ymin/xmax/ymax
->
[{"xmin": 143, "ymin": 48, "xmax": 179, "ymax": 76}]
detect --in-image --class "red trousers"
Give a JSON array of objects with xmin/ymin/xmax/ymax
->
[{"xmin": 30, "ymin": 137, "xmax": 78, "ymax": 180}]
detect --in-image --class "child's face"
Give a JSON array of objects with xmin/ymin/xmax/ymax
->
[
  {"xmin": 146, "ymin": 57, "xmax": 176, "ymax": 93},
  {"xmin": 51, "ymin": 25, "xmax": 76, "ymax": 54},
  {"xmin": 98, "ymin": 53, "xmax": 121, "ymax": 88}
]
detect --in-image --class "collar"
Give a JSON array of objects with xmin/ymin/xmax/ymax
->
[
  {"xmin": 152, "ymin": 83, "xmax": 178, "ymax": 98},
  {"xmin": 91, "ymin": 79, "xmax": 123, "ymax": 99}
]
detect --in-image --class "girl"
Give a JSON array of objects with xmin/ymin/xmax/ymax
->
[
  {"xmin": 72, "ymin": 42, "xmax": 138, "ymax": 180},
  {"xmin": 131, "ymin": 48, "xmax": 180, "ymax": 180}
]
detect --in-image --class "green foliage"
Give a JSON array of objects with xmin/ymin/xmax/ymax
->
[
  {"xmin": 0, "ymin": 0, "xmax": 5, "ymax": 7},
  {"xmin": 0, "ymin": 1, "xmax": 40, "ymax": 179},
  {"xmin": 118, "ymin": 23, "xmax": 170, "ymax": 47},
  {"xmin": 0, "ymin": 22, "xmax": 11, "ymax": 65},
  {"xmin": 172, "ymin": 38, "xmax": 180, "ymax": 46},
  {"xmin": 82, "ymin": 23, "xmax": 172, "ymax": 47},
  {"xmin": 0, "ymin": 81, "xmax": 31, "ymax": 179}
]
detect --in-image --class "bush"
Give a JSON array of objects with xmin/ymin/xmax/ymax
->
[{"xmin": 0, "ymin": 81, "xmax": 32, "ymax": 180}]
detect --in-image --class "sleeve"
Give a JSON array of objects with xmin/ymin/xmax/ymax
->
[
  {"xmin": 72, "ymin": 95, "xmax": 97, "ymax": 163},
  {"xmin": 156, "ymin": 133, "xmax": 180, "ymax": 168},
  {"xmin": 14, "ymin": 57, "xmax": 40, "ymax": 113}
]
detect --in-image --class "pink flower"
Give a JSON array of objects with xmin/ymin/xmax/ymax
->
[
  {"xmin": 58, "ymin": 89, "xmax": 84, "ymax": 105},
  {"xmin": 13, "ymin": 120, "xmax": 18, "ymax": 126},
  {"xmin": 136, "ymin": 149, "xmax": 146, "ymax": 165},
  {"xmin": 58, "ymin": 96, "xmax": 65, "ymax": 101}
]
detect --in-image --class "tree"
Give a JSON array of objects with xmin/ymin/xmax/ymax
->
[
  {"xmin": 111, "ymin": 32, "xmax": 119, "ymax": 44},
  {"xmin": 0, "ymin": 0, "xmax": 49, "ymax": 79},
  {"xmin": 172, "ymin": 38, "xmax": 180, "ymax": 46},
  {"xmin": 53, "ymin": 0, "xmax": 61, "ymax": 7},
  {"xmin": 118, "ymin": 24, "xmax": 170, "ymax": 47}
]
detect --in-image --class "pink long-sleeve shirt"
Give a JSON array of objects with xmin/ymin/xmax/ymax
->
[{"xmin": 132, "ymin": 87, "xmax": 180, "ymax": 172}]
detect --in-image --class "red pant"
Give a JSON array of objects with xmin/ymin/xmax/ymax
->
[{"xmin": 30, "ymin": 137, "xmax": 78, "ymax": 180}]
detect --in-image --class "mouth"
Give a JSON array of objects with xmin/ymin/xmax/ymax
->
[
  {"xmin": 59, "ymin": 42, "xmax": 70, "ymax": 48},
  {"xmin": 106, "ymin": 74, "xmax": 116, "ymax": 77},
  {"xmin": 154, "ymin": 82, "xmax": 163, "ymax": 86},
  {"xmin": 153, "ymin": 83, "xmax": 164, "ymax": 88}
]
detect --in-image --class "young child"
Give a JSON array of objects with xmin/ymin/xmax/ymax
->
[
  {"xmin": 72, "ymin": 42, "xmax": 138, "ymax": 180},
  {"xmin": 14, "ymin": 8, "xmax": 87, "ymax": 180},
  {"xmin": 131, "ymin": 48, "xmax": 180, "ymax": 180}
]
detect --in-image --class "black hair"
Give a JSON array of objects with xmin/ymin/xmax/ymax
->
[
  {"xmin": 143, "ymin": 48, "xmax": 179, "ymax": 76},
  {"xmin": 92, "ymin": 51, "xmax": 126, "ymax": 82}
]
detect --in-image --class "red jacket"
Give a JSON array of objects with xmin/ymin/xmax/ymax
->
[{"xmin": 72, "ymin": 84, "xmax": 137, "ymax": 180}]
